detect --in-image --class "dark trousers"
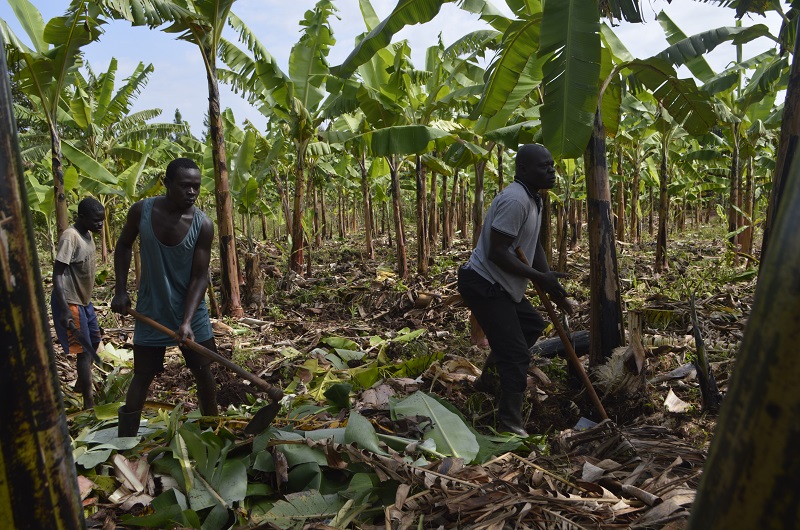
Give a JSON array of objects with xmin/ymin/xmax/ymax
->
[{"xmin": 458, "ymin": 265, "xmax": 546, "ymax": 393}]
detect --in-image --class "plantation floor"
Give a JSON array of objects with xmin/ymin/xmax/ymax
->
[{"xmin": 47, "ymin": 223, "xmax": 757, "ymax": 529}]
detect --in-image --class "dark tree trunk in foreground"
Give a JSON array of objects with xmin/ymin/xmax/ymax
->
[
  {"xmin": 206, "ymin": 61, "xmax": 243, "ymax": 317},
  {"xmin": 761, "ymin": 16, "xmax": 800, "ymax": 264},
  {"xmin": 584, "ymin": 110, "xmax": 625, "ymax": 366},
  {"xmin": 0, "ymin": 47, "xmax": 86, "ymax": 529},
  {"xmin": 689, "ymin": 154, "xmax": 800, "ymax": 530}
]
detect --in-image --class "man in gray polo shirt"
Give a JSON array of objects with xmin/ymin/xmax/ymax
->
[{"xmin": 458, "ymin": 143, "xmax": 573, "ymax": 436}]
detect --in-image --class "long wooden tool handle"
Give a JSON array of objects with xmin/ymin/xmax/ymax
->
[
  {"xmin": 515, "ymin": 248, "xmax": 608, "ymax": 420},
  {"xmin": 126, "ymin": 308, "xmax": 283, "ymax": 402}
]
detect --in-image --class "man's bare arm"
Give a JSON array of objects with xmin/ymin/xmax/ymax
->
[{"xmin": 111, "ymin": 202, "xmax": 142, "ymax": 314}]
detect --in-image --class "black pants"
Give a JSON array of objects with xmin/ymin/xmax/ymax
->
[
  {"xmin": 132, "ymin": 338, "xmax": 217, "ymax": 377},
  {"xmin": 458, "ymin": 265, "xmax": 546, "ymax": 393}
]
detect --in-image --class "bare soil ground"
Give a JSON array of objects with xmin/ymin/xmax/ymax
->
[{"xmin": 49, "ymin": 224, "xmax": 756, "ymax": 528}]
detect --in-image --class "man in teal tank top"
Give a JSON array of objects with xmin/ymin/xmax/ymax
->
[{"xmin": 111, "ymin": 158, "xmax": 218, "ymax": 437}]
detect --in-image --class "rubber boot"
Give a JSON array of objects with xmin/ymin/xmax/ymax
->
[
  {"xmin": 497, "ymin": 392, "xmax": 529, "ymax": 437},
  {"xmin": 473, "ymin": 352, "xmax": 500, "ymax": 396},
  {"xmin": 117, "ymin": 405, "xmax": 142, "ymax": 437}
]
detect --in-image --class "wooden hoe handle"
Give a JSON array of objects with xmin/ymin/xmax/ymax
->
[
  {"xmin": 515, "ymin": 248, "xmax": 608, "ymax": 420},
  {"xmin": 126, "ymin": 308, "xmax": 283, "ymax": 402}
]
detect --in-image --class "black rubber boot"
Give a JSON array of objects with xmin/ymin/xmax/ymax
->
[
  {"xmin": 117, "ymin": 405, "xmax": 142, "ymax": 437},
  {"xmin": 497, "ymin": 392, "xmax": 529, "ymax": 437},
  {"xmin": 473, "ymin": 352, "xmax": 500, "ymax": 395}
]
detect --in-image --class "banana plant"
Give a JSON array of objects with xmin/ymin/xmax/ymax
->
[
  {"xmin": 615, "ymin": 100, "xmax": 660, "ymax": 245},
  {"xmin": 0, "ymin": 0, "xmax": 104, "ymax": 236},
  {"xmin": 703, "ymin": 51, "xmax": 785, "ymax": 254},
  {"xmin": 656, "ymin": 11, "xmax": 783, "ymax": 262},
  {"xmin": 218, "ymin": 1, "xmax": 335, "ymax": 276},
  {"xmin": 333, "ymin": 0, "xmax": 642, "ymax": 160},
  {"xmin": 61, "ymin": 57, "xmax": 190, "ymax": 257}
]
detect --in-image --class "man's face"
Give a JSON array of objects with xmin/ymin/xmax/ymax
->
[
  {"xmin": 519, "ymin": 147, "xmax": 556, "ymax": 190},
  {"xmin": 166, "ymin": 167, "xmax": 202, "ymax": 209},
  {"xmin": 80, "ymin": 210, "xmax": 105, "ymax": 233}
]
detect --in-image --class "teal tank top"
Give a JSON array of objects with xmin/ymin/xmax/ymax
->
[{"xmin": 133, "ymin": 197, "xmax": 213, "ymax": 346}]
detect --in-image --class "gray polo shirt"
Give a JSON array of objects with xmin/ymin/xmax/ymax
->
[{"xmin": 466, "ymin": 180, "xmax": 542, "ymax": 302}]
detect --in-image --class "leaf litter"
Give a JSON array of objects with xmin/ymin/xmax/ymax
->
[{"xmin": 47, "ymin": 229, "xmax": 755, "ymax": 529}]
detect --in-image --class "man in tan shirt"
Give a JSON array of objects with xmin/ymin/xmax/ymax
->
[{"xmin": 52, "ymin": 197, "xmax": 105, "ymax": 410}]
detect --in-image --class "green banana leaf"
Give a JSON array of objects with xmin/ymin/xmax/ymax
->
[
  {"xmin": 369, "ymin": 125, "xmax": 452, "ymax": 156},
  {"xmin": 333, "ymin": 0, "xmax": 457, "ymax": 77},
  {"xmin": 539, "ymin": 0, "xmax": 601, "ymax": 159},
  {"xmin": 471, "ymin": 16, "xmax": 544, "ymax": 121},
  {"xmin": 61, "ymin": 141, "xmax": 118, "ymax": 186},
  {"xmin": 393, "ymin": 391, "xmax": 480, "ymax": 462}
]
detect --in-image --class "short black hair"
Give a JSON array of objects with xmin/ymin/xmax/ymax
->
[
  {"xmin": 516, "ymin": 144, "xmax": 550, "ymax": 172},
  {"xmin": 165, "ymin": 157, "xmax": 200, "ymax": 183},
  {"xmin": 77, "ymin": 197, "xmax": 104, "ymax": 218}
]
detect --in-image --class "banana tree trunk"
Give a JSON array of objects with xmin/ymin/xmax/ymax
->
[
  {"xmin": 740, "ymin": 155, "xmax": 754, "ymax": 260},
  {"xmin": 569, "ymin": 198, "xmax": 578, "ymax": 250},
  {"xmin": 206, "ymin": 63, "xmax": 242, "ymax": 317},
  {"xmin": 49, "ymin": 126, "xmax": 68, "ymax": 238},
  {"xmin": 359, "ymin": 154, "xmax": 374, "ymax": 259},
  {"xmin": 540, "ymin": 190, "xmax": 553, "ymax": 265},
  {"xmin": 630, "ymin": 161, "xmax": 641, "ymax": 245},
  {"xmin": 416, "ymin": 155, "xmax": 429, "ymax": 276},
  {"xmin": 761, "ymin": 16, "xmax": 800, "ymax": 264},
  {"xmin": 584, "ymin": 109, "xmax": 625, "ymax": 366},
  {"xmin": 472, "ymin": 160, "xmax": 486, "ymax": 246},
  {"xmin": 688, "ymin": 151, "xmax": 800, "ymax": 530},
  {"xmin": 557, "ymin": 200, "xmax": 568, "ymax": 273},
  {"xmin": 655, "ymin": 144, "xmax": 669, "ymax": 272},
  {"xmin": 389, "ymin": 156, "xmax": 408, "ymax": 278},
  {"xmin": 459, "ymin": 177, "xmax": 468, "ymax": 241},
  {"xmin": 497, "ymin": 145, "xmax": 504, "ymax": 192},
  {"xmin": 337, "ymin": 185, "xmax": 344, "ymax": 239},
  {"xmin": 1, "ymin": 51, "xmax": 85, "ymax": 529},
  {"xmin": 313, "ymin": 183, "xmax": 321, "ymax": 247},
  {"xmin": 429, "ymin": 168, "xmax": 438, "ymax": 248},
  {"xmin": 275, "ymin": 172, "xmax": 291, "ymax": 229},
  {"xmin": 290, "ymin": 149, "xmax": 306, "ymax": 275},
  {"xmin": 727, "ymin": 123, "xmax": 741, "ymax": 263},
  {"xmin": 449, "ymin": 169, "xmax": 459, "ymax": 247}
]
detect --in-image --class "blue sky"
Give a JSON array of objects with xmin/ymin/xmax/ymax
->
[{"xmin": 0, "ymin": 0, "xmax": 785, "ymax": 133}]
